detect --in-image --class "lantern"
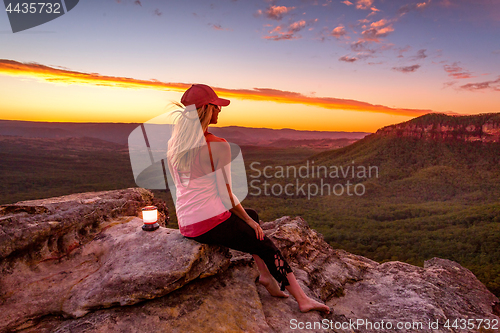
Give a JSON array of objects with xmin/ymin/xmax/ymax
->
[{"xmin": 142, "ymin": 205, "xmax": 159, "ymax": 231}]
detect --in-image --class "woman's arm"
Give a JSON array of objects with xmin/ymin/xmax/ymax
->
[
  {"xmin": 229, "ymin": 204, "xmax": 264, "ymax": 241},
  {"xmin": 209, "ymin": 140, "xmax": 240, "ymax": 208},
  {"xmin": 208, "ymin": 137, "xmax": 264, "ymax": 240}
]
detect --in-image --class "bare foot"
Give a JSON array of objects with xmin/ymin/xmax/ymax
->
[
  {"xmin": 299, "ymin": 297, "xmax": 330, "ymax": 314},
  {"xmin": 258, "ymin": 275, "xmax": 289, "ymax": 298}
]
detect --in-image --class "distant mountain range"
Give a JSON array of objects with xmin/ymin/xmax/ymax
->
[
  {"xmin": 0, "ymin": 120, "xmax": 370, "ymax": 149},
  {"xmin": 0, "ymin": 120, "xmax": 138, "ymax": 145}
]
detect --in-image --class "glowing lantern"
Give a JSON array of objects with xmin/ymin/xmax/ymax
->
[{"xmin": 142, "ymin": 205, "xmax": 159, "ymax": 231}]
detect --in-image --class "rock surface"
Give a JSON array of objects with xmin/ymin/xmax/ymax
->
[
  {"xmin": 0, "ymin": 189, "xmax": 229, "ymax": 332},
  {"xmin": 1, "ymin": 189, "xmax": 499, "ymax": 333}
]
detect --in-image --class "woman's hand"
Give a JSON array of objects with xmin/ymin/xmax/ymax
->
[
  {"xmin": 248, "ymin": 220, "xmax": 264, "ymax": 241},
  {"xmin": 228, "ymin": 204, "xmax": 264, "ymax": 240}
]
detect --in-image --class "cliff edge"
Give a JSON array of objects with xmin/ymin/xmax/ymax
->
[
  {"xmin": 1, "ymin": 189, "xmax": 499, "ymax": 333},
  {"xmin": 376, "ymin": 113, "xmax": 500, "ymax": 142}
]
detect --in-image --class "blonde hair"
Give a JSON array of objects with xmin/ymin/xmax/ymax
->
[{"xmin": 167, "ymin": 102, "xmax": 216, "ymax": 171}]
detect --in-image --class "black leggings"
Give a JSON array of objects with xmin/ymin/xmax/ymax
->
[{"xmin": 186, "ymin": 209, "xmax": 293, "ymax": 290}]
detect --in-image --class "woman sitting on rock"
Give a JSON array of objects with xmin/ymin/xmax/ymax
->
[{"xmin": 166, "ymin": 84, "xmax": 329, "ymax": 314}]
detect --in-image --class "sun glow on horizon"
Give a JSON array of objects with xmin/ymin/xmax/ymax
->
[
  {"xmin": 0, "ymin": 73, "xmax": 414, "ymax": 132},
  {"xmin": 0, "ymin": 59, "xmax": 496, "ymax": 132},
  {"xmin": 0, "ymin": 59, "xmax": 434, "ymax": 130}
]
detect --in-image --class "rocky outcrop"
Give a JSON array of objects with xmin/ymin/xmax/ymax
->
[
  {"xmin": 0, "ymin": 189, "xmax": 230, "ymax": 332},
  {"xmin": 376, "ymin": 113, "xmax": 500, "ymax": 143},
  {"xmin": 0, "ymin": 187, "xmax": 168, "ymax": 261},
  {"xmin": 1, "ymin": 189, "xmax": 499, "ymax": 332}
]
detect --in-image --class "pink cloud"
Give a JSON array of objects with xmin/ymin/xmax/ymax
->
[
  {"xmin": 263, "ymin": 34, "xmax": 298, "ymax": 41},
  {"xmin": 440, "ymin": 0, "xmax": 452, "ymax": 7},
  {"xmin": 409, "ymin": 49, "xmax": 427, "ymax": 61},
  {"xmin": 356, "ymin": 0, "xmax": 373, "ymax": 10},
  {"xmin": 416, "ymin": 1, "xmax": 428, "ymax": 8},
  {"xmin": 460, "ymin": 77, "xmax": 500, "ymax": 91},
  {"xmin": 289, "ymin": 20, "xmax": 306, "ymax": 32},
  {"xmin": 351, "ymin": 40, "xmax": 370, "ymax": 51},
  {"xmin": 356, "ymin": 18, "xmax": 395, "ymax": 42},
  {"xmin": 341, "ymin": 0, "xmax": 353, "ymax": 5},
  {"xmin": 339, "ymin": 55, "xmax": 358, "ymax": 62},
  {"xmin": 350, "ymin": 41, "xmax": 364, "ymax": 51},
  {"xmin": 270, "ymin": 25, "xmax": 282, "ymax": 34},
  {"xmin": 361, "ymin": 25, "xmax": 394, "ymax": 41},
  {"xmin": 331, "ymin": 25, "xmax": 347, "ymax": 38},
  {"xmin": 444, "ymin": 62, "xmax": 474, "ymax": 79},
  {"xmin": 398, "ymin": 1, "xmax": 431, "ymax": 14},
  {"xmin": 262, "ymin": 5, "xmax": 295, "ymax": 20},
  {"xmin": 348, "ymin": 41, "xmax": 377, "ymax": 60},
  {"xmin": 370, "ymin": 19, "xmax": 389, "ymax": 28},
  {"xmin": 393, "ymin": 64, "xmax": 421, "ymax": 73},
  {"xmin": 265, "ymin": 20, "xmax": 307, "ymax": 41},
  {"xmin": 209, "ymin": 23, "xmax": 231, "ymax": 31},
  {"xmin": 396, "ymin": 45, "xmax": 411, "ymax": 58}
]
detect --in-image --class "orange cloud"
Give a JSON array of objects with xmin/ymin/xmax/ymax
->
[
  {"xmin": 371, "ymin": 19, "xmax": 389, "ymax": 28},
  {"xmin": 289, "ymin": 20, "xmax": 306, "ymax": 32},
  {"xmin": 361, "ymin": 26, "xmax": 394, "ymax": 41},
  {"xmin": 360, "ymin": 19, "xmax": 395, "ymax": 42},
  {"xmin": 259, "ymin": 5, "xmax": 295, "ymax": 20},
  {"xmin": 0, "ymin": 59, "xmax": 434, "ymax": 117},
  {"xmin": 331, "ymin": 25, "xmax": 347, "ymax": 38},
  {"xmin": 356, "ymin": 0, "xmax": 373, "ymax": 10},
  {"xmin": 0, "ymin": 59, "xmax": 189, "ymax": 92},
  {"xmin": 264, "ymin": 20, "xmax": 307, "ymax": 40}
]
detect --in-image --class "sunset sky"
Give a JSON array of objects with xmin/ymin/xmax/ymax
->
[{"xmin": 1, "ymin": 0, "xmax": 499, "ymax": 132}]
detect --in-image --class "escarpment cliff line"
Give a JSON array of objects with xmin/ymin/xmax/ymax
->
[{"xmin": 376, "ymin": 113, "xmax": 500, "ymax": 142}]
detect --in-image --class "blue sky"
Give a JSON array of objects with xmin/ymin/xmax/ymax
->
[{"xmin": 0, "ymin": 0, "xmax": 499, "ymax": 131}]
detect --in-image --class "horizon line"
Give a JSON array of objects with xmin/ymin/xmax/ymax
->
[{"xmin": 0, "ymin": 118, "xmax": 375, "ymax": 133}]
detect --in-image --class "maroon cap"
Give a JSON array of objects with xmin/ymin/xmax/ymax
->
[{"xmin": 181, "ymin": 84, "xmax": 230, "ymax": 109}]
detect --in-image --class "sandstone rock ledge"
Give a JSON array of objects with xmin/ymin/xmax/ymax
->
[{"xmin": 1, "ymin": 189, "xmax": 498, "ymax": 333}]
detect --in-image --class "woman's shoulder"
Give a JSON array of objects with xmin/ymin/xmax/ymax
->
[{"xmin": 205, "ymin": 132, "xmax": 227, "ymax": 143}]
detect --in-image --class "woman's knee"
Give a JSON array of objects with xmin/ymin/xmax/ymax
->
[{"xmin": 245, "ymin": 208, "xmax": 259, "ymax": 223}]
